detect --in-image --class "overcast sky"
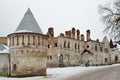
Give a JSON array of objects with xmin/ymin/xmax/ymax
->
[{"xmin": 0, "ymin": 0, "xmax": 113, "ymax": 41}]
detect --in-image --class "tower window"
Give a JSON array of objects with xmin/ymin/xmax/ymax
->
[
  {"xmin": 33, "ymin": 36, "xmax": 35, "ymax": 45},
  {"xmin": 28, "ymin": 35, "xmax": 30, "ymax": 45},
  {"xmin": 22, "ymin": 35, "xmax": 24, "ymax": 45},
  {"xmin": 38, "ymin": 36, "xmax": 40, "ymax": 45},
  {"xmin": 12, "ymin": 37, "xmax": 14, "ymax": 46},
  {"xmin": 17, "ymin": 36, "xmax": 19, "ymax": 46}
]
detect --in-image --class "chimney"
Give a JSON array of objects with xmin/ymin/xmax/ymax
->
[
  {"xmin": 81, "ymin": 34, "xmax": 84, "ymax": 41},
  {"xmin": 47, "ymin": 27, "xmax": 54, "ymax": 38},
  {"xmin": 86, "ymin": 29, "xmax": 90, "ymax": 41},
  {"xmin": 65, "ymin": 31, "xmax": 69, "ymax": 37},
  {"xmin": 76, "ymin": 29, "xmax": 80, "ymax": 40},
  {"xmin": 71, "ymin": 27, "xmax": 75, "ymax": 39},
  {"xmin": 60, "ymin": 33, "xmax": 64, "ymax": 37}
]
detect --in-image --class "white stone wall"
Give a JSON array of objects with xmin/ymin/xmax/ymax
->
[
  {"xmin": 0, "ymin": 54, "xmax": 9, "ymax": 75},
  {"xmin": 8, "ymin": 33, "xmax": 48, "ymax": 76}
]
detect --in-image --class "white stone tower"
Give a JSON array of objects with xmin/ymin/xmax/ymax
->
[{"xmin": 8, "ymin": 8, "xmax": 48, "ymax": 77}]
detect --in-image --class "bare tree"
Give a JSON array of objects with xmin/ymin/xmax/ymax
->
[{"xmin": 99, "ymin": 0, "xmax": 120, "ymax": 39}]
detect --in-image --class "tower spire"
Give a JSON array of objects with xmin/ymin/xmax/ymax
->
[{"xmin": 15, "ymin": 8, "xmax": 43, "ymax": 34}]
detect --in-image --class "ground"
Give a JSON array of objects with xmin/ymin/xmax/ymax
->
[{"xmin": 0, "ymin": 64, "xmax": 120, "ymax": 80}]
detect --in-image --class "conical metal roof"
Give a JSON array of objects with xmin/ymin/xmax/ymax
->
[{"xmin": 15, "ymin": 8, "xmax": 43, "ymax": 34}]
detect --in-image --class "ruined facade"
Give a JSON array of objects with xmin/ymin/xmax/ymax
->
[
  {"xmin": 0, "ymin": 8, "xmax": 120, "ymax": 77},
  {"xmin": 47, "ymin": 27, "xmax": 120, "ymax": 67}
]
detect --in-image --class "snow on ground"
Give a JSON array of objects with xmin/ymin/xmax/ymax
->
[{"xmin": 0, "ymin": 64, "xmax": 120, "ymax": 80}]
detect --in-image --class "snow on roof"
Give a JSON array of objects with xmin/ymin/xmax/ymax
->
[
  {"xmin": 15, "ymin": 30, "xmax": 33, "ymax": 33},
  {"xmin": 15, "ymin": 8, "xmax": 43, "ymax": 34},
  {"xmin": 0, "ymin": 43, "xmax": 9, "ymax": 54}
]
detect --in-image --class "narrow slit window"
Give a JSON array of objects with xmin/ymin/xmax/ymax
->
[
  {"xmin": 22, "ymin": 35, "xmax": 24, "ymax": 45},
  {"xmin": 12, "ymin": 37, "xmax": 14, "ymax": 46},
  {"xmin": 38, "ymin": 36, "xmax": 40, "ymax": 45},
  {"xmin": 33, "ymin": 36, "xmax": 35, "ymax": 45},
  {"xmin": 17, "ymin": 36, "xmax": 19, "ymax": 45},
  {"xmin": 28, "ymin": 35, "xmax": 30, "ymax": 45}
]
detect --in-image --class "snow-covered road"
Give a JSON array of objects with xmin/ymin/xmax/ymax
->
[{"xmin": 0, "ymin": 64, "xmax": 120, "ymax": 80}]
